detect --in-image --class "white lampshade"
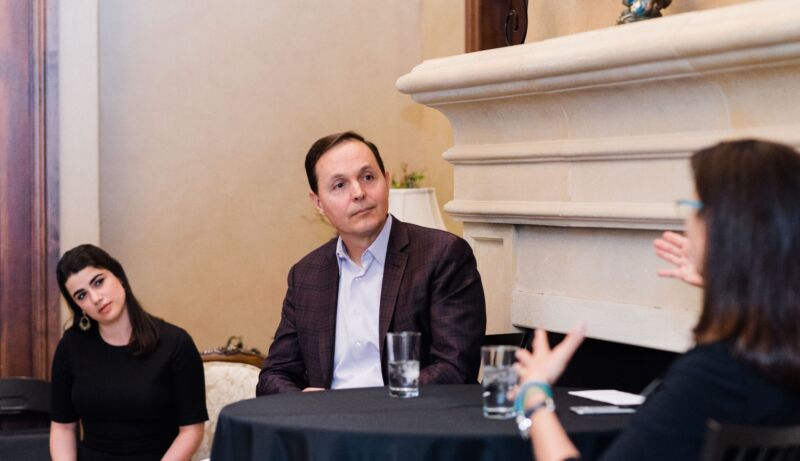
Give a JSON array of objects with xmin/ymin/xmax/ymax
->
[{"xmin": 388, "ymin": 188, "xmax": 446, "ymax": 230}]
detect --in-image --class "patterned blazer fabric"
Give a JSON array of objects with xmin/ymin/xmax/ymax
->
[{"xmin": 256, "ymin": 218, "xmax": 486, "ymax": 395}]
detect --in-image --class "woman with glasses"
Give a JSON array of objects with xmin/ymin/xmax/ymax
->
[
  {"xmin": 514, "ymin": 139, "xmax": 800, "ymax": 460},
  {"xmin": 49, "ymin": 244, "xmax": 208, "ymax": 461}
]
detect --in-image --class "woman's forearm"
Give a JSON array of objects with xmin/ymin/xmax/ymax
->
[
  {"xmin": 161, "ymin": 423, "xmax": 205, "ymax": 461},
  {"xmin": 50, "ymin": 421, "xmax": 78, "ymax": 461},
  {"xmin": 530, "ymin": 409, "xmax": 581, "ymax": 461}
]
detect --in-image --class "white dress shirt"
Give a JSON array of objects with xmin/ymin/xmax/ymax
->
[{"xmin": 330, "ymin": 215, "xmax": 393, "ymax": 389}]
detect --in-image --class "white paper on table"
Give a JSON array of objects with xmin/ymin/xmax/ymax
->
[{"xmin": 568, "ymin": 389, "xmax": 646, "ymax": 406}]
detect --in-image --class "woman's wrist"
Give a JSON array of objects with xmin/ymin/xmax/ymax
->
[
  {"xmin": 515, "ymin": 381, "xmax": 556, "ymax": 438},
  {"xmin": 516, "ymin": 381, "xmax": 553, "ymax": 408}
]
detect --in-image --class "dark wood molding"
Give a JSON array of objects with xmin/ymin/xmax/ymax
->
[
  {"xmin": 201, "ymin": 352, "xmax": 266, "ymax": 369},
  {"xmin": 465, "ymin": 0, "xmax": 481, "ymax": 53},
  {"xmin": 0, "ymin": 0, "xmax": 60, "ymax": 380},
  {"xmin": 42, "ymin": 0, "xmax": 61, "ymax": 380},
  {"xmin": 466, "ymin": 0, "xmax": 528, "ymax": 53}
]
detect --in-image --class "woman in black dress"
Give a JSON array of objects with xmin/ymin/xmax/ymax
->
[
  {"xmin": 514, "ymin": 139, "xmax": 800, "ymax": 461},
  {"xmin": 50, "ymin": 244, "xmax": 208, "ymax": 460}
]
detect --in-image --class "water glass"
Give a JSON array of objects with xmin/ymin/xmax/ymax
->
[
  {"xmin": 386, "ymin": 331, "xmax": 420, "ymax": 398},
  {"xmin": 481, "ymin": 345, "xmax": 518, "ymax": 419}
]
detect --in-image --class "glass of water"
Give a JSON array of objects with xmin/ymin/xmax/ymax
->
[
  {"xmin": 481, "ymin": 345, "xmax": 518, "ymax": 419},
  {"xmin": 386, "ymin": 331, "xmax": 420, "ymax": 398}
]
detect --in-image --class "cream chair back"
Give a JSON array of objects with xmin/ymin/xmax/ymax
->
[{"xmin": 193, "ymin": 353, "xmax": 263, "ymax": 461}]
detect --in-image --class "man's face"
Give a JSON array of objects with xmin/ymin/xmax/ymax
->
[{"xmin": 309, "ymin": 140, "xmax": 389, "ymax": 243}]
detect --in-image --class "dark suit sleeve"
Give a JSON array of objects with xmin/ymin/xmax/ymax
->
[
  {"xmin": 257, "ymin": 266, "xmax": 308, "ymax": 395},
  {"xmin": 420, "ymin": 236, "xmax": 486, "ymax": 385}
]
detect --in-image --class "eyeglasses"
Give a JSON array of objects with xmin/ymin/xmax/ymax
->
[{"xmin": 675, "ymin": 199, "xmax": 703, "ymax": 219}]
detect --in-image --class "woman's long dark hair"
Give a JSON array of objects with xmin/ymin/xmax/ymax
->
[
  {"xmin": 692, "ymin": 139, "xmax": 800, "ymax": 390},
  {"xmin": 56, "ymin": 244, "xmax": 159, "ymax": 356}
]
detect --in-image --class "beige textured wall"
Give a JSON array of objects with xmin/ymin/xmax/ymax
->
[
  {"xmin": 60, "ymin": 0, "xmax": 100, "ymax": 325},
  {"xmin": 420, "ymin": 0, "xmax": 464, "ymax": 235},
  {"xmin": 98, "ymin": 0, "xmax": 463, "ymax": 350},
  {"xmin": 526, "ymin": 0, "xmax": 753, "ymax": 42},
  {"xmin": 60, "ymin": 0, "xmax": 100, "ymax": 253}
]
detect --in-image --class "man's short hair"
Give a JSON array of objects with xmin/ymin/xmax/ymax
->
[{"xmin": 305, "ymin": 131, "xmax": 385, "ymax": 194}]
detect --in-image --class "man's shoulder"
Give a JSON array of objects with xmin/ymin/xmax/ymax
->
[
  {"xmin": 292, "ymin": 237, "xmax": 338, "ymax": 270},
  {"xmin": 393, "ymin": 220, "xmax": 468, "ymax": 253}
]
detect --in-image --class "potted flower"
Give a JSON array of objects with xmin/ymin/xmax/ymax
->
[{"xmin": 389, "ymin": 163, "xmax": 446, "ymax": 230}]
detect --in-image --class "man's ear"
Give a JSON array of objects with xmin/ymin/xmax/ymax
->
[
  {"xmin": 309, "ymin": 191, "xmax": 324, "ymax": 215},
  {"xmin": 384, "ymin": 171, "xmax": 391, "ymax": 188}
]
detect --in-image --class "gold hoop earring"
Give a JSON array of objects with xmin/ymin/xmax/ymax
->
[{"xmin": 79, "ymin": 311, "xmax": 91, "ymax": 331}]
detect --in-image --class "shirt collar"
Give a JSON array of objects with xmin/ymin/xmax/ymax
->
[{"xmin": 336, "ymin": 215, "xmax": 393, "ymax": 267}]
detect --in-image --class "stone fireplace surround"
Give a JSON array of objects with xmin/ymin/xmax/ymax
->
[{"xmin": 397, "ymin": 0, "xmax": 800, "ymax": 352}]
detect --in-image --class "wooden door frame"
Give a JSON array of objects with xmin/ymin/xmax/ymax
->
[{"xmin": 0, "ymin": 0, "xmax": 61, "ymax": 379}]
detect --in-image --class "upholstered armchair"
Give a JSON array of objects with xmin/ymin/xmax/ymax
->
[{"xmin": 193, "ymin": 339, "xmax": 265, "ymax": 461}]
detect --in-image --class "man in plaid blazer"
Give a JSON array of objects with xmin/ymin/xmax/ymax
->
[{"xmin": 257, "ymin": 131, "xmax": 486, "ymax": 395}]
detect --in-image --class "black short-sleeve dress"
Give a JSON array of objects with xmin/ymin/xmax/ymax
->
[
  {"xmin": 51, "ymin": 318, "xmax": 208, "ymax": 460},
  {"xmin": 598, "ymin": 341, "xmax": 800, "ymax": 461}
]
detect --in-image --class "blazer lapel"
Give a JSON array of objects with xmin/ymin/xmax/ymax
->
[
  {"xmin": 379, "ymin": 219, "xmax": 409, "ymax": 369},
  {"xmin": 317, "ymin": 248, "xmax": 340, "ymax": 388}
]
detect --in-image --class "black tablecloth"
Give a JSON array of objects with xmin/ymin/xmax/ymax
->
[{"xmin": 211, "ymin": 385, "xmax": 632, "ymax": 461}]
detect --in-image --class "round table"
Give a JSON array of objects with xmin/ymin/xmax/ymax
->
[{"xmin": 211, "ymin": 385, "xmax": 632, "ymax": 461}]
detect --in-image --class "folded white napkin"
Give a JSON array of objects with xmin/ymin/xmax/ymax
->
[{"xmin": 568, "ymin": 389, "xmax": 646, "ymax": 406}]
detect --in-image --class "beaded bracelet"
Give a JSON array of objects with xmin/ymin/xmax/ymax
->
[
  {"xmin": 515, "ymin": 381, "xmax": 556, "ymax": 439},
  {"xmin": 514, "ymin": 381, "xmax": 553, "ymax": 413}
]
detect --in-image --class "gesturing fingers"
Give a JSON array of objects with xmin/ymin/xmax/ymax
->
[
  {"xmin": 661, "ymin": 231, "xmax": 689, "ymax": 249},
  {"xmin": 553, "ymin": 323, "xmax": 585, "ymax": 362},
  {"xmin": 653, "ymin": 238, "xmax": 681, "ymax": 256},
  {"xmin": 516, "ymin": 325, "xmax": 585, "ymax": 385},
  {"xmin": 532, "ymin": 328, "xmax": 551, "ymax": 356},
  {"xmin": 657, "ymin": 268, "xmax": 681, "ymax": 278},
  {"xmin": 655, "ymin": 247, "xmax": 685, "ymax": 266}
]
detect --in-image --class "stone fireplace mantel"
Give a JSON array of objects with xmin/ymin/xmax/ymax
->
[{"xmin": 397, "ymin": 0, "xmax": 800, "ymax": 351}]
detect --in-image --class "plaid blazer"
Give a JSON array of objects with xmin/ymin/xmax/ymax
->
[{"xmin": 256, "ymin": 217, "xmax": 486, "ymax": 395}]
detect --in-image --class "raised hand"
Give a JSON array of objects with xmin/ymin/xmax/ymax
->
[
  {"xmin": 653, "ymin": 231, "xmax": 704, "ymax": 287},
  {"xmin": 514, "ymin": 323, "xmax": 585, "ymax": 386}
]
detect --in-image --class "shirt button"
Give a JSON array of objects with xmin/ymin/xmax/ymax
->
[{"xmin": 355, "ymin": 341, "xmax": 362, "ymax": 347}]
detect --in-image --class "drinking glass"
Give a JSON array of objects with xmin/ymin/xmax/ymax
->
[
  {"xmin": 481, "ymin": 345, "xmax": 518, "ymax": 419},
  {"xmin": 386, "ymin": 331, "xmax": 420, "ymax": 398}
]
